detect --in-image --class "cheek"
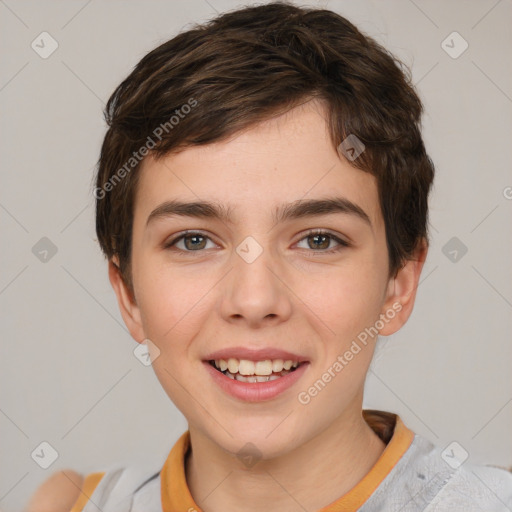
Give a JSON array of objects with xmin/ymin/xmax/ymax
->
[
  {"xmin": 296, "ymin": 257, "xmax": 386, "ymax": 343},
  {"xmin": 133, "ymin": 257, "xmax": 214, "ymax": 354},
  {"xmin": 134, "ymin": 264, "xmax": 214, "ymax": 414}
]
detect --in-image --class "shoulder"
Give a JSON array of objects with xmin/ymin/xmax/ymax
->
[
  {"xmin": 25, "ymin": 469, "xmax": 84, "ymax": 512},
  {"xmin": 84, "ymin": 463, "xmax": 161, "ymax": 506},
  {"xmin": 366, "ymin": 430, "xmax": 512, "ymax": 511},
  {"xmin": 430, "ymin": 462, "xmax": 512, "ymax": 511},
  {"xmin": 402, "ymin": 434, "xmax": 512, "ymax": 510},
  {"xmin": 66, "ymin": 463, "xmax": 161, "ymax": 510},
  {"xmin": 25, "ymin": 454, "xmax": 165, "ymax": 511}
]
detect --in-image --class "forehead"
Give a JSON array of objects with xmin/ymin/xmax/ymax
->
[{"xmin": 134, "ymin": 100, "xmax": 383, "ymax": 231}]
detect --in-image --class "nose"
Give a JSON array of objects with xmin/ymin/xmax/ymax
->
[{"xmin": 219, "ymin": 238, "xmax": 293, "ymax": 329}]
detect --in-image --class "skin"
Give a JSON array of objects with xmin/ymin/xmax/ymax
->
[
  {"xmin": 25, "ymin": 470, "xmax": 83, "ymax": 511},
  {"xmin": 109, "ymin": 99, "xmax": 427, "ymax": 511}
]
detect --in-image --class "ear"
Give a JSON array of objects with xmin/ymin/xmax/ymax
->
[
  {"xmin": 378, "ymin": 239, "xmax": 428, "ymax": 336},
  {"xmin": 108, "ymin": 257, "xmax": 146, "ymax": 343}
]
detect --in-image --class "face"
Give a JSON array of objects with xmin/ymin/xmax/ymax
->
[{"xmin": 110, "ymin": 99, "xmax": 425, "ymax": 459}]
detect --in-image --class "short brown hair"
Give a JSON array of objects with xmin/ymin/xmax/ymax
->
[{"xmin": 95, "ymin": 1, "xmax": 434, "ymax": 290}]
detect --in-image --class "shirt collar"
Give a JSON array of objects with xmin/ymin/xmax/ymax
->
[{"xmin": 161, "ymin": 410, "xmax": 415, "ymax": 511}]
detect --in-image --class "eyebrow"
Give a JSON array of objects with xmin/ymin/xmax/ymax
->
[{"xmin": 146, "ymin": 197, "xmax": 372, "ymax": 228}]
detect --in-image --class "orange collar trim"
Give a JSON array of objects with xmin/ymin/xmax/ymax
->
[
  {"xmin": 70, "ymin": 472, "xmax": 106, "ymax": 512},
  {"xmin": 317, "ymin": 414, "xmax": 415, "ymax": 511},
  {"xmin": 161, "ymin": 429, "xmax": 198, "ymax": 511},
  {"xmin": 161, "ymin": 412, "xmax": 415, "ymax": 511}
]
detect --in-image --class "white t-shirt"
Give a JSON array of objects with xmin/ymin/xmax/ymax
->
[{"xmin": 75, "ymin": 412, "xmax": 512, "ymax": 511}]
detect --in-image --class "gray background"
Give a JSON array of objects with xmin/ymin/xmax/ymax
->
[{"xmin": 1, "ymin": 0, "xmax": 511, "ymax": 509}]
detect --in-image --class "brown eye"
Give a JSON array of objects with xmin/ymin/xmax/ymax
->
[
  {"xmin": 182, "ymin": 234, "xmax": 207, "ymax": 250},
  {"xmin": 296, "ymin": 230, "xmax": 349, "ymax": 253},
  {"xmin": 307, "ymin": 233, "xmax": 330, "ymax": 250},
  {"xmin": 164, "ymin": 232, "xmax": 215, "ymax": 252}
]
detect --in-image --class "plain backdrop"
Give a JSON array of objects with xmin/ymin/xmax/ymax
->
[{"xmin": 1, "ymin": 0, "xmax": 511, "ymax": 509}]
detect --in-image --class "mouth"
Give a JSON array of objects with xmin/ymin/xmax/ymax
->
[{"xmin": 208, "ymin": 357, "xmax": 303, "ymax": 383}]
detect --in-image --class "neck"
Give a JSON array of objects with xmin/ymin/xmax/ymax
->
[{"xmin": 185, "ymin": 409, "xmax": 386, "ymax": 512}]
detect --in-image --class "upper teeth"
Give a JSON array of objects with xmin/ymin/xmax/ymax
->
[{"xmin": 214, "ymin": 358, "xmax": 299, "ymax": 375}]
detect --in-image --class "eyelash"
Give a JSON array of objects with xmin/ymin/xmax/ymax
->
[
  {"xmin": 299, "ymin": 229, "xmax": 351, "ymax": 254},
  {"xmin": 163, "ymin": 229, "xmax": 350, "ymax": 255}
]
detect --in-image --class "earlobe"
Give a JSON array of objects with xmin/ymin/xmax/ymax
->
[
  {"xmin": 379, "ymin": 240, "xmax": 428, "ymax": 336},
  {"xmin": 108, "ymin": 257, "xmax": 146, "ymax": 343}
]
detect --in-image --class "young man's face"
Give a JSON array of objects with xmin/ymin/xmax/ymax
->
[{"xmin": 111, "ymin": 99, "xmax": 423, "ymax": 459}]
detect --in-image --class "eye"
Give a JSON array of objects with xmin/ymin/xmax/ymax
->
[
  {"xmin": 163, "ymin": 229, "xmax": 350, "ymax": 255},
  {"xmin": 164, "ymin": 231, "xmax": 217, "ymax": 252},
  {"xmin": 295, "ymin": 229, "xmax": 350, "ymax": 254}
]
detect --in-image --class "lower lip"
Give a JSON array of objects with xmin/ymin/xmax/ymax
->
[{"xmin": 203, "ymin": 361, "xmax": 309, "ymax": 402}]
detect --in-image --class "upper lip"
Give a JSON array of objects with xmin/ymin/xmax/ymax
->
[{"xmin": 204, "ymin": 346, "xmax": 309, "ymax": 363}]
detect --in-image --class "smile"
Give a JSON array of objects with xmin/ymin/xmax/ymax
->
[
  {"xmin": 209, "ymin": 358, "xmax": 301, "ymax": 382},
  {"xmin": 204, "ymin": 356, "xmax": 309, "ymax": 402}
]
